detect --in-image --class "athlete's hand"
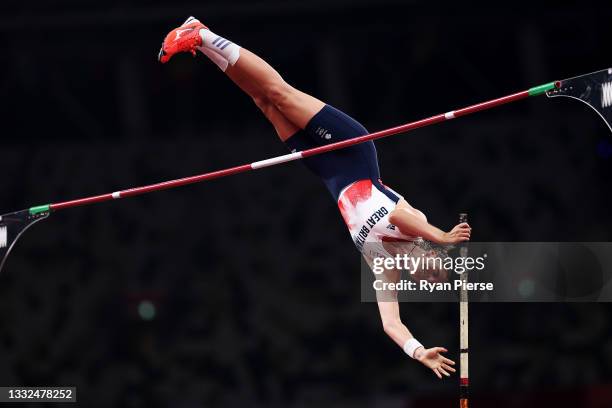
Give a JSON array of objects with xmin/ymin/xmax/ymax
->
[
  {"xmin": 440, "ymin": 223, "xmax": 471, "ymax": 244},
  {"xmin": 415, "ymin": 346, "xmax": 456, "ymax": 379}
]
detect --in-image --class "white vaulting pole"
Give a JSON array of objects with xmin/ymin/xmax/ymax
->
[{"xmin": 459, "ymin": 213, "xmax": 469, "ymax": 408}]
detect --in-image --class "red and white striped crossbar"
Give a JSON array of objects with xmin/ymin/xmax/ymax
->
[{"xmin": 38, "ymin": 83, "xmax": 555, "ymax": 213}]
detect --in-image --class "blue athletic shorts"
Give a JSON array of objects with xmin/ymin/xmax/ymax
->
[{"xmin": 284, "ymin": 104, "xmax": 399, "ymax": 202}]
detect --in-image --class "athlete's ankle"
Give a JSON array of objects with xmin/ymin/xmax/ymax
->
[{"xmin": 199, "ymin": 29, "xmax": 241, "ymax": 66}]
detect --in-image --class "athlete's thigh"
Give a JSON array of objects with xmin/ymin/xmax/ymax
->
[
  {"xmin": 264, "ymin": 104, "xmax": 300, "ymax": 141},
  {"xmin": 281, "ymin": 86, "xmax": 326, "ymax": 129}
]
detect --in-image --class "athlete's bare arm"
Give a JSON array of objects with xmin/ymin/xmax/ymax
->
[
  {"xmin": 389, "ymin": 200, "xmax": 471, "ymax": 244},
  {"xmin": 375, "ymin": 267, "xmax": 456, "ymax": 379}
]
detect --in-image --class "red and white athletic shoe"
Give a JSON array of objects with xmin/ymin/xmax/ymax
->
[{"xmin": 158, "ymin": 16, "xmax": 207, "ymax": 63}]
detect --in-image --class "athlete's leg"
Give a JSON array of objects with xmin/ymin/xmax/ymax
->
[
  {"xmin": 200, "ymin": 35, "xmax": 324, "ymax": 134},
  {"xmin": 224, "ymin": 67, "xmax": 300, "ymax": 140},
  {"xmin": 160, "ymin": 18, "xmax": 324, "ymax": 137},
  {"xmin": 223, "ymin": 48, "xmax": 325, "ymax": 132}
]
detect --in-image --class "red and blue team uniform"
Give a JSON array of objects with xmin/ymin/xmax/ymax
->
[{"xmin": 284, "ymin": 105, "xmax": 418, "ymax": 257}]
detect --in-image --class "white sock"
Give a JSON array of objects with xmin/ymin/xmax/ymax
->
[
  {"xmin": 197, "ymin": 46, "xmax": 229, "ymax": 72},
  {"xmin": 199, "ymin": 29, "xmax": 241, "ymax": 66}
]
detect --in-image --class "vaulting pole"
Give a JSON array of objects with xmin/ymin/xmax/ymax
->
[{"xmin": 458, "ymin": 213, "xmax": 469, "ymax": 408}]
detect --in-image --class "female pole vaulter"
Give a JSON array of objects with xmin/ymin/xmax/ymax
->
[{"xmin": 159, "ymin": 17, "xmax": 469, "ymax": 379}]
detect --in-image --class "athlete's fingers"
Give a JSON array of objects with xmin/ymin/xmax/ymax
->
[
  {"xmin": 433, "ymin": 347, "xmax": 448, "ymax": 354},
  {"xmin": 442, "ymin": 356, "xmax": 456, "ymax": 365},
  {"xmin": 438, "ymin": 367, "xmax": 450, "ymax": 377},
  {"xmin": 433, "ymin": 368, "xmax": 442, "ymax": 379},
  {"xmin": 442, "ymin": 363, "xmax": 456, "ymax": 373}
]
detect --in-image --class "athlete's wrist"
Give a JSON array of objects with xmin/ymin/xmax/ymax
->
[
  {"xmin": 403, "ymin": 338, "xmax": 424, "ymax": 359},
  {"xmin": 428, "ymin": 229, "xmax": 445, "ymax": 244},
  {"xmin": 413, "ymin": 346, "xmax": 425, "ymax": 360}
]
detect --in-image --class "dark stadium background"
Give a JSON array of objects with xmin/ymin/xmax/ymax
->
[{"xmin": 1, "ymin": 1, "xmax": 611, "ymax": 407}]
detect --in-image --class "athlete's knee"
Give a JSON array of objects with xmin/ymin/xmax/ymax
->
[
  {"xmin": 264, "ymin": 80, "xmax": 295, "ymax": 110},
  {"xmin": 253, "ymin": 95, "xmax": 270, "ymax": 112},
  {"xmin": 254, "ymin": 95, "xmax": 281, "ymax": 120}
]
